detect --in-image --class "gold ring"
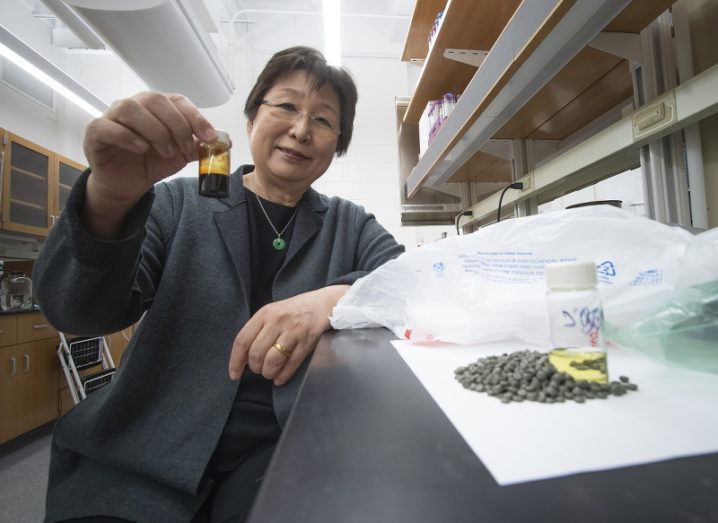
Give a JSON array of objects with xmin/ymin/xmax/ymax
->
[{"xmin": 272, "ymin": 342, "xmax": 292, "ymax": 358}]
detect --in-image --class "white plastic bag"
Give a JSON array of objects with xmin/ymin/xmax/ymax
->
[{"xmin": 331, "ymin": 206, "xmax": 718, "ymax": 346}]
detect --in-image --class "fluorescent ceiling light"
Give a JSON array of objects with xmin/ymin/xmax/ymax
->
[
  {"xmin": 322, "ymin": 0, "xmax": 341, "ymax": 66},
  {"xmin": 0, "ymin": 24, "xmax": 108, "ymax": 117}
]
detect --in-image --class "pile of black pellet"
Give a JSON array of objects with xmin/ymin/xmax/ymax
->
[{"xmin": 454, "ymin": 350, "xmax": 637, "ymax": 404}]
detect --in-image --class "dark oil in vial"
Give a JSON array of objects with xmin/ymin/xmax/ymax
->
[
  {"xmin": 198, "ymin": 138, "xmax": 230, "ymax": 198},
  {"xmin": 199, "ymin": 172, "xmax": 229, "ymax": 198}
]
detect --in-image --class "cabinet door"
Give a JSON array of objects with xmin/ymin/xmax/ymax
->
[
  {"xmin": 0, "ymin": 315, "xmax": 17, "ymax": 347},
  {"xmin": 58, "ymin": 385, "xmax": 75, "ymax": 417},
  {"xmin": 17, "ymin": 313, "xmax": 57, "ymax": 343},
  {"xmin": 16, "ymin": 342, "xmax": 36, "ymax": 435},
  {"xmin": 1, "ymin": 132, "xmax": 53, "ymax": 236},
  {"xmin": 107, "ymin": 329, "xmax": 131, "ymax": 368},
  {"xmin": 0, "ymin": 345, "xmax": 19, "ymax": 444},
  {"xmin": 54, "ymin": 155, "xmax": 85, "ymax": 223},
  {"xmin": 34, "ymin": 337, "xmax": 60, "ymax": 426}
]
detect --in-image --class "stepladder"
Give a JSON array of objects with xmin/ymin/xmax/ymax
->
[{"xmin": 57, "ymin": 333, "xmax": 116, "ymax": 405}]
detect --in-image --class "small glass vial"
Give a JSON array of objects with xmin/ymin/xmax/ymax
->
[
  {"xmin": 545, "ymin": 261, "xmax": 607, "ymax": 383},
  {"xmin": 198, "ymin": 130, "xmax": 231, "ymax": 198}
]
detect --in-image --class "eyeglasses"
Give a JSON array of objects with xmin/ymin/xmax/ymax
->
[{"xmin": 259, "ymin": 100, "xmax": 341, "ymax": 138}]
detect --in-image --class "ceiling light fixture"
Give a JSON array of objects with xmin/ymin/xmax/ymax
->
[
  {"xmin": 322, "ymin": 0, "xmax": 341, "ymax": 66},
  {"xmin": 0, "ymin": 24, "xmax": 108, "ymax": 118}
]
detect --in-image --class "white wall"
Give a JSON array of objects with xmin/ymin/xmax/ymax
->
[{"xmin": 538, "ymin": 168, "xmax": 646, "ymax": 215}]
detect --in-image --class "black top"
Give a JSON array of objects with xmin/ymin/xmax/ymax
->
[{"xmin": 207, "ymin": 186, "xmax": 298, "ymax": 475}]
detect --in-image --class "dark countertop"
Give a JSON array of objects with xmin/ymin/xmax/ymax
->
[
  {"xmin": 248, "ymin": 328, "xmax": 718, "ymax": 523},
  {"xmin": 0, "ymin": 305, "xmax": 41, "ymax": 316}
]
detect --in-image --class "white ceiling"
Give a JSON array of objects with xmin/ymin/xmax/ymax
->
[
  {"xmin": 219, "ymin": 0, "xmax": 414, "ymax": 17},
  {"xmin": 11, "ymin": 0, "xmax": 416, "ymax": 104},
  {"xmin": 22, "ymin": 0, "xmax": 416, "ymax": 55},
  {"xmin": 23, "ymin": 0, "xmax": 416, "ymax": 27}
]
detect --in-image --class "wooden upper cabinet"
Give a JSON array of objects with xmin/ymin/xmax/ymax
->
[
  {"xmin": 0, "ymin": 129, "xmax": 87, "ymax": 237},
  {"xmin": 55, "ymin": 154, "xmax": 85, "ymax": 220},
  {"xmin": 1, "ymin": 131, "xmax": 53, "ymax": 236}
]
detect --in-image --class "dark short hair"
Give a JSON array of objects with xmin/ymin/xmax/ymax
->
[{"xmin": 244, "ymin": 46, "xmax": 358, "ymax": 156}]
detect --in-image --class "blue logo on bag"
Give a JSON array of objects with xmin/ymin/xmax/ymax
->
[
  {"xmin": 432, "ymin": 262, "xmax": 446, "ymax": 273},
  {"xmin": 596, "ymin": 261, "xmax": 616, "ymax": 284},
  {"xmin": 630, "ymin": 269, "xmax": 663, "ymax": 286}
]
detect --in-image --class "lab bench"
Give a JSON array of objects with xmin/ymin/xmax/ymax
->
[{"xmin": 248, "ymin": 328, "xmax": 718, "ymax": 523}]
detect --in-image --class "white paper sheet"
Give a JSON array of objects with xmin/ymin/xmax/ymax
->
[{"xmin": 391, "ymin": 340, "xmax": 718, "ymax": 485}]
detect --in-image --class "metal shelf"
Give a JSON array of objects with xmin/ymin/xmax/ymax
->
[
  {"xmin": 403, "ymin": 0, "xmax": 677, "ymax": 198},
  {"xmin": 467, "ymin": 63, "xmax": 718, "ymax": 224}
]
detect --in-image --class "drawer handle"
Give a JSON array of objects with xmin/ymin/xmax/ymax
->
[
  {"xmin": 33, "ymin": 324, "xmax": 49, "ymax": 329},
  {"xmin": 23, "ymin": 353, "xmax": 30, "ymax": 372},
  {"xmin": 9, "ymin": 356, "xmax": 16, "ymax": 376}
]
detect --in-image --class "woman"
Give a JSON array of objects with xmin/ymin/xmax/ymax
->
[{"xmin": 35, "ymin": 46, "xmax": 404, "ymax": 522}]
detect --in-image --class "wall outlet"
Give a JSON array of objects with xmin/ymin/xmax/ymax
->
[{"xmin": 518, "ymin": 173, "xmax": 534, "ymax": 192}]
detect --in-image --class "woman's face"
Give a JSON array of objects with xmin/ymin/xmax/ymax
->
[{"xmin": 248, "ymin": 70, "xmax": 341, "ymax": 193}]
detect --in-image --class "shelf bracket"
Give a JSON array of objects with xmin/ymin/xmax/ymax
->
[
  {"xmin": 443, "ymin": 48, "xmax": 489, "ymax": 67},
  {"xmin": 589, "ymin": 32, "xmax": 642, "ymax": 64}
]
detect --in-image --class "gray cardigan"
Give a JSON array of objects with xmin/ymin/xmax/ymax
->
[{"xmin": 34, "ymin": 167, "xmax": 404, "ymax": 522}]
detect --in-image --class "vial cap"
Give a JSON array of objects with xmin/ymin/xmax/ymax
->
[
  {"xmin": 214, "ymin": 130, "xmax": 231, "ymax": 147},
  {"xmin": 545, "ymin": 261, "xmax": 597, "ymax": 290}
]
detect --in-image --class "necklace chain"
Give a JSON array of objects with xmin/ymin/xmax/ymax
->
[{"xmin": 253, "ymin": 191, "xmax": 299, "ymax": 244}]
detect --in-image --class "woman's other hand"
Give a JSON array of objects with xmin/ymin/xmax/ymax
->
[
  {"xmin": 82, "ymin": 91, "xmax": 217, "ymax": 238},
  {"xmin": 229, "ymin": 285, "xmax": 350, "ymax": 386}
]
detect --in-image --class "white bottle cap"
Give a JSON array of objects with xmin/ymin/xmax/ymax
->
[{"xmin": 545, "ymin": 261, "xmax": 597, "ymax": 290}]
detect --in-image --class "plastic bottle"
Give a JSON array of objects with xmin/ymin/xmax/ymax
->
[
  {"xmin": 443, "ymin": 92, "xmax": 456, "ymax": 118},
  {"xmin": 428, "ymin": 99, "xmax": 443, "ymax": 144},
  {"xmin": 428, "ymin": 11, "xmax": 443, "ymax": 51},
  {"xmin": 545, "ymin": 261, "xmax": 608, "ymax": 383}
]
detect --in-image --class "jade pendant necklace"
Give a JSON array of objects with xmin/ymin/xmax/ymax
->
[{"xmin": 253, "ymin": 191, "xmax": 299, "ymax": 251}]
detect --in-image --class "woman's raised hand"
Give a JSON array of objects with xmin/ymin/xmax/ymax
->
[{"xmin": 84, "ymin": 91, "xmax": 217, "ymax": 208}]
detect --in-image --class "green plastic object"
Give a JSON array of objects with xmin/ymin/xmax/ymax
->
[{"xmin": 605, "ymin": 280, "xmax": 718, "ymax": 374}]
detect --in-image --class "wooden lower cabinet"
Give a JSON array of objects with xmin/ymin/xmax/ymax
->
[
  {"xmin": 58, "ymin": 385, "xmax": 74, "ymax": 418},
  {"xmin": 0, "ymin": 315, "xmax": 18, "ymax": 346},
  {"xmin": 0, "ymin": 344, "xmax": 21, "ymax": 443},
  {"xmin": 0, "ymin": 314, "xmax": 133, "ymax": 444},
  {"xmin": 17, "ymin": 313, "xmax": 58, "ymax": 344},
  {"xmin": 35, "ymin": 337, "xmax": 60, "ymax": 426},
  {"xmin": 0, "ymin": 340, "xmax": 55, "ymax": 444},
  {"xmin": 16, "ymin": 343, "xmax": 37, "ymax": 436},
  {"xmin": 0, "ymin": 313, "xmax": 62, "ymax": 444},
  {"xmin": 107, "ymin": 329, "xmax": 132, "ymax": 368}
]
